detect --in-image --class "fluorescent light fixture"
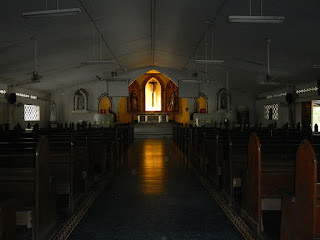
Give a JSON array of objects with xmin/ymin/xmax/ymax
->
[
  {"xmin": 194, "ymin": 59, "xmax": 224, "ymax": 64},
  {"xmin": 228, "ymin": 16, "xmax": 285, "ymax": 23},
  {"xmin": 179, "ymin": 79, "xmax": 202, "ymax": 83},
  {"xmin": 313, "ymin": 64, "xmax": 320, "ymax": 69},
  {"xmin": 81, "ymin": 60, "xmax": 114, "ymax": 65},
  {"xmin": 258, "ymin": 81, "xmax": 280, "ymax": 86},
  {"xmin": 22, "ymin": 8, "xmax": 81, "ymax": 17}
]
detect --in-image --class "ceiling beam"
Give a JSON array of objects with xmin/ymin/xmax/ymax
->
[
  {"xmin": 183, "ymin": 0, "xmax": 227, "ymax": 69},
  {"xmin": 78, "ymin": 0, "xmax": 125, "ymax": 71},
  {"xmin": 151, "ymin": 0, "xmax": 156, "ymax": 67}
]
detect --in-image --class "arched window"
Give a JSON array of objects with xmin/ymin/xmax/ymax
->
[{"xmin": 73, "ymin": 88, "xmax": 88, "ymax": 111}]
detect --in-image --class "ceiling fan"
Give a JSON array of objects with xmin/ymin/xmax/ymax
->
[
  {"xmin": 256, "ymin": 38, "xmax": 280, "ymax": 86},
  {"xmin": 13, "ymin": 38, "xmax": 43, "ymax": 86}
]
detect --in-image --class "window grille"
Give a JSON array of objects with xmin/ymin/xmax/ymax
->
[
  {"xmin": 264, "ymin": 104, "xmax": 278, "ymax": 120},
  {"xmin": 24, "ymin": 105, "xmax": 40, "ymax": 121}
]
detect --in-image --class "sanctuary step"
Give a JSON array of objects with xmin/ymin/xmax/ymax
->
[{"xmin": 134, "ymin": 123, "xmax": 173, "ymax": 139}]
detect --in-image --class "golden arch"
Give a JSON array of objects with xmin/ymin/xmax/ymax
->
[
  {"xmin": 194, "ymin": 93, "xmax": 208, "ymax": 113},
  {"xmin": 98, "ymin": 93, "xmax": 113, "ymax": 114}
]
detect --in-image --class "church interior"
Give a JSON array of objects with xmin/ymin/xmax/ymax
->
[{"xmin": 0, "ymin": 1, "xmax": 319, "ymax": 239}]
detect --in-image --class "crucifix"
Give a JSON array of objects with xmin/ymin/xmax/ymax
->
[{"xmin": 149, "ymin": 80, "xmax": 157, "ymax": 107}]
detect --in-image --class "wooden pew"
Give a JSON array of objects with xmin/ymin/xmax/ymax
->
[
  {"xmin": 0, "ymin": 137, "xmax": 56, "ymax": 240},
  {"xmin": 241, "ymin": 133, "xmax": 295, "ymax": 235},
  {"xmin": 221, "ymin": 132, "xmax": 250, "ymax": 204},
  {"xmin": 46, "ymin": 133, "xmax": 83, "ymax": 212},
  {"xmin": 188, "ymin": 127, "xmax": 203, "ymax": 170},
  {"xmin": 0, "ymin": 198, "xmax": 16, "ymax": 240},
  {"xmin": 201, "ymin": 128, "xmax": 226, "ymax": 186},
  {"xmin": 281, "ymin": 140, "xmax": 320, "ymax": 240},
  {"xmin": 85, "ymin": 129, "xmax": 116, "ymax": 176}
]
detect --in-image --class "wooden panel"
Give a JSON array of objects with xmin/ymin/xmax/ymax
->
[
  {"xmin": 36, "ymin": 136, "xmax": 55, "ymax": 236},
  {"xmin": 261, "ymin": 172, "xmax": 294, "ymax": 198},
  {"xmin": 281, "ymin": 139, "xmax": 317, "ymax": 240},
  {"xmin": 295, "ymin": 139, "xmax": 317, "ymax": 239},
  {"xmin": 0, "ymin": 198, "xmax": 16, "ymax": 240},
  {"xmin": 242, "ymin": 132, "xmax": 262, "ymax": 233}
]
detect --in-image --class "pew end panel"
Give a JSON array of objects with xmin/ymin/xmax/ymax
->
[
  {"xmin": 280, "ymin": 139, "xmax": 317, "ymax": 240},
  {"xmin": 241, "ymin": 132, "xmax": 262, "ymax": 234},
  {"xmin": 0, "ymin": 136, "xmax": 56, "ymax": 240},
  {"xmin": 0, "ymin": 198, "xmax": 16, "ymax": 240},
  {"xmin": 36, "ymin": 136, "xmax": 56, "ymax": 237}
]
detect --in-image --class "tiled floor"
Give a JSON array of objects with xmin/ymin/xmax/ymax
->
[{"xmin": 68, "ymin": 139, "xmax": 244, "ymax": 240}]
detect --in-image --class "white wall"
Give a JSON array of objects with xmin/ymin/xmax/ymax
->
[
  {"xmin": 51, "ymin": 81, "xmax": 120, "ymax": 124},
  {"xmin": 0, "ymin": 84, "xmax": 50, "ymax": 129},
  {"xmin": 256, "ymin": 95, "xmax": 289, "ymax": 127},
  {"xmin": 0, "ymin": 83, "xmax": 8, "ymax": 125},
  {"xmin": 256, "ymin": 81, "xmax": 320, "ymax": 127},
  {"xmin": 50, "ymin": 73, "xmax": 257, "ymax": 124}
]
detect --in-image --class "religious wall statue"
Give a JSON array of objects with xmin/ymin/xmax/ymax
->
[
  {"xmin": 167, "ymin": 91, "xmax": 176, "ymax": 111},
  {"xmin": 166, "ymin": 80, "xmax": 179, "ymax": 112},
  {"xmin": 50, "ymin": 100, "xmax": 57, "ymax": 122},
  {"xmin": 73, "ymin": 88, "xmax": 89, "ymax": 111},
  {"xmin": 220, "ymin": 92, "xmax": 228, "ymax": 109},
  {"xmin": 216, "ymin": 88, "xmax": 231, "ymax": 111},
  {"xmin": 77, "ymin": 92, "xmax": 85, "ymax": 110},
  {"xmin": 130, "ymin": 90, "xmax": 138, "ymax": 112},
  {"xmin": 128, "ymin": 81, "xmax": 140, "ymax": 112}
]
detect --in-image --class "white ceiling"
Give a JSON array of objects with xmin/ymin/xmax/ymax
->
[{"xmin": 0, "ymin": 0, "xmax": 319, "ymax": 94}]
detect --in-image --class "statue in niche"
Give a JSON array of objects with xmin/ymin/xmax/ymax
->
[
  {"xmin": 167, "ymin": 91, "xmax": 176, "ymax": 111},
  {"xmin": 216, "ymin": 88, "xmax": 231, "ymax": 111},
  {"xmin": 50, "ymin": 100, "xmax": 57, "ymax": 122},
  {"xmin": 73, "ymin": 88, "xmax": 88, "ymax": 111},
  {"xmin": 220, "ymin": 92, "xmax": 228, "ymax": 110},
  {"xmin": 76, "ymin": 92, "xmax": 85, "ymax": 110},
  {"xmin": 130, "ymin": 90, "xmax": 138, "ymax": 112}
]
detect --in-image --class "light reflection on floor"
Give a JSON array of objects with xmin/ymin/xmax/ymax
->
[
  {"xmin": 67, "ymin": 138, "xmax": 244, "ymax": 240},
  {"xmin": 141, "ymin": 140, "xmax": 166, "ymax": 195}
]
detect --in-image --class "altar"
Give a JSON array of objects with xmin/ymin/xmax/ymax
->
[{"xmin": 137, "ymin": 113, "xmax": 168, "ymax": 123}]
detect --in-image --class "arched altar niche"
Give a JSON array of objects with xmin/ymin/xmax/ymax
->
[
  {"xmin": 141, "ymin": 75, "xmax": 166, "ymax": 112},
  {"xmin": 127, "ymin": 73, "xmax": 179, "ymax": 114},
  {"xmin": 194, "ymin": 93, "xmax": 208, "ymax": 113},
  {"xmin": 98, "ymin": 93, "xmax": 113, "ymax": 114},
  {"xmin": 145, "ymin": 78, "xmax": 161, "ymax": 111}
]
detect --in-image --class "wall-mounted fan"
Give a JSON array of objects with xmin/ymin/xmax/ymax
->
[{"xmin": 256, "ymin": 38, "xmax": 280, "ymax": 86}]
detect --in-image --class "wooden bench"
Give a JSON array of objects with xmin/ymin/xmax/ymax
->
[
  {"xmin": 0, "ymin": 198, "xmax": 16, "ymax": 240},
  {"xmin": 222, "ymin": 132, "xmax": 250, "ymax": 204},
  {"xmin": 241, "ymin": 133, "xmax": 296, "ymax": 234},
  {"xmin": 281, "ymin": 140, "xmax": 320, "ymax": 240},
  {"xmin": 0, "ymin": 136, "xmax": 56, "ymax": 240},
  {"xmin": 201, "ymin": 128, "xmax": 227, "ymax": 186},
  {"xmin": 188, "ymin": 127, "xmax": 203, "ymax": 170},
  {"xmin": 46, "ymin": 133, "xmax": 84, "ymax": 212}
]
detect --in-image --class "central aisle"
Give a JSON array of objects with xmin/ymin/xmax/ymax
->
[{"xmin": 68, "ymin": 139, "xmax": 244, "ymax": 240}]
